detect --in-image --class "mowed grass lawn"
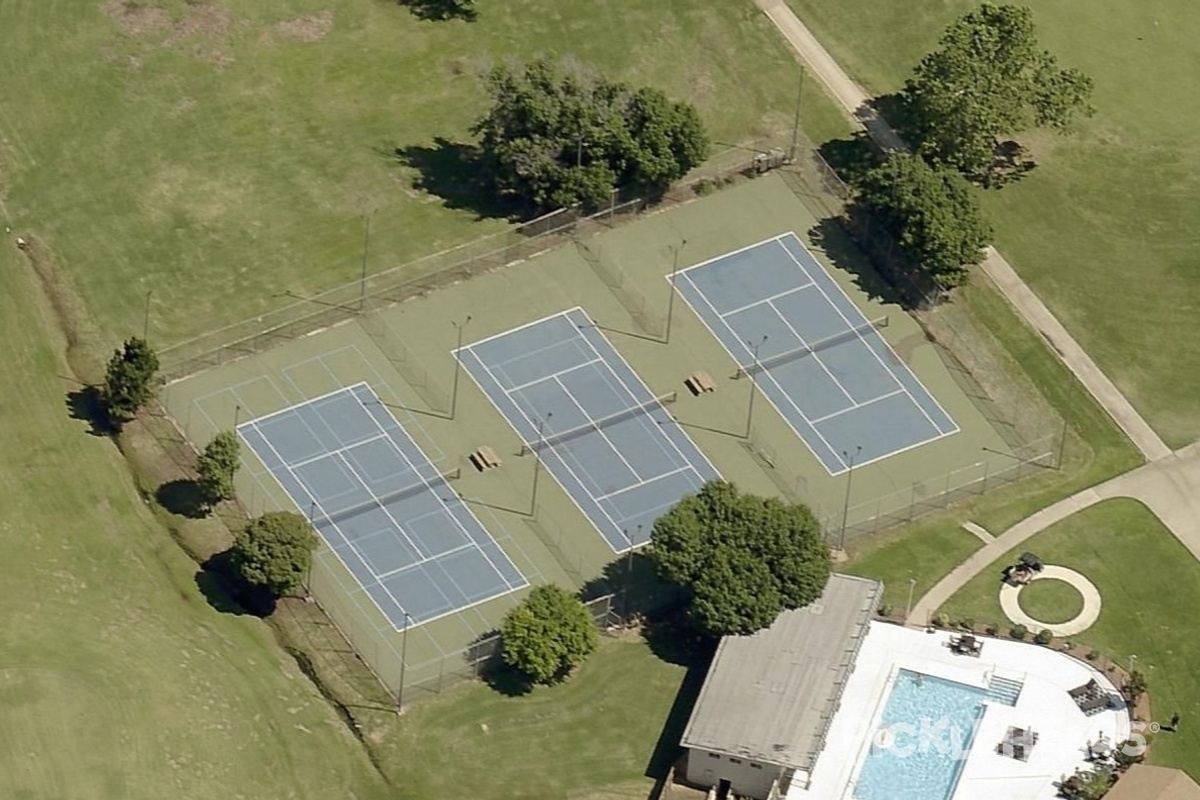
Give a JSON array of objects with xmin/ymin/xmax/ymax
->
[
  {"xmin": 0, "ymin": 0, "xmax": 847, "ymax": 346},
  {"xmin": 0, "ymin": 245, "xmax": 387, "ymax": 796},
  {"xmin": 376, "ymin": 637, "xmax": 691, "ymax": 800},
  {"xmin": 787, "ymin": 0, "xmax": 1200, "ymax": 447},
  {"xmin": 940, "ymin": 499, "xmax": 1200, "ymax": 778}
]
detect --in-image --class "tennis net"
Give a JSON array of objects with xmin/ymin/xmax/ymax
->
[
  {"xmin": 310, "ymin": 467, "xmax": 461, "ymax": 528},
  {"xmin": 521, "ymin": 392, "xmax": 677, "ymax": 455},
  {"xmin": 735, "ymin": 315, "xmax": 889, "ymax": 379}
]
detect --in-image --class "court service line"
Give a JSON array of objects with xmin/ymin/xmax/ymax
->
[
  {"xmin": 807, "ymin": 388, "xmax": 908, "ymax": 425},
  {"xmin": 672, "ymin": 232, "xmax": 804, "ymax": 281},
  {"xmin": 453, "ymin": 306, "xmax": 584, "ymax": 351},
  {"xmin": 351, "ymin": 387, "xmax": 523, "ymax": 598},
  {"xmin": 766, "ymin": 298, "xmax": 858, "ymax": 404},
  {"xmin": 504, "ymin": 356, "xmax": 604, "ymax": 395},
  {"xmin": 286, "ymin": 431, "xmax": 393, "ymax": 472},
  {"xmin": 717, "ymin": 281, "xmax": 815, "ymax": 319},
  {"xmin": 673, "ymin": 270, "xmax": 849, "ymax": 474},
  {"xmin": 570, "ymin": 307, "xmax": 723, "ymax": 481},
  {"xmin": 462, "ymin": 342, "xmax": 635, "ymax": 552},
  {"xmin": 779, "ymin": 238, "xmax": 957, "ymax": 435},
  {"xmin": 594, "ymin": 466, "xmax": 697, "ymax": 502},
  {"xmin": 554, "ymin": 372, "xmax": 646, "ymax": 483}
]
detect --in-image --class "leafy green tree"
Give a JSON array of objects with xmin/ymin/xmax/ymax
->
[
  {"xmin": 650, "ymin": 481, "xmax": 830, "ymax": 637},
  {"xmin": 473, "ymin": 59, "xmax": 708, "ymax": 211},
  {"xmin": 102, "ymin": 336, "xmax": 159, "ymax": 421},
  {"xmin": 852, "ymin": 152, "xmax": 992, "ymax": 287},
  {"xmin": 903, "ymin": 3, "xmax": 1094, "ymax": 177},
  {"xmin": 501, "ymin": 584, "xmax": 598, "ymax": 684},
  {"xmin": 197, "ymin": 430, "xmax": 240, "ymax": 506},
  {"xmin": 231, "ymin": 511, "xmax": 318, "ymax": 598}
]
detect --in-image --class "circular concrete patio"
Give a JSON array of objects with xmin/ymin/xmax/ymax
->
[{"xmin": 999, "ymin": 565, "xmax": 1102, "ymax": 637}]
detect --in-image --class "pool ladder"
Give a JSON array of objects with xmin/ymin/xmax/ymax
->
[{"xmin": 985, "ymin": 674, "xmax": 1024, "ymax": 706}]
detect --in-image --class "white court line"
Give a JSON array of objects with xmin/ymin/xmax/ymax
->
[
  {"xmin": 233, "ymin": 379, "xmax": 375, "ymax": 430},
  {"xmin": 569, "ymin": 307, "xmax": 722, "ymax": 484},
  {"xmin": 594, "ymin": 466, "xmax": 696, "ymax": 502},
  {"xmin": 716, "ymin": 281, "xmax": 815, "ymax": 319},
  {"xmin": 453, "ymin": 306, "xmax": 581, "ymax": 352},
  {"xmin": 373, "ymin": 540, "xmax": 479, "ymax": 581},
  {"xmin": 286, "ymin": 431, "xmax": 393, "ymax": 472},
  {"xmin": 504, "ymin": 356, "xmax": 604, "ymax": 394},
  {"xmin": 332, "ymin": 449, "xmax": 427, "ymax": 561},
  {"xmin": 777, "ymin": 237, "xmax": 955, "ymax": 435},
  {"xmin": 349, "ymin": 386, "xmax": 526, "ymax": 595},
  {"xmin": 767, "ymin": 298, "xmax": 857, "ymax": 405},
  {"xmin": 673, "ymin": 270, "xmax": 849, "ymax": 474},
  {"xmin": 672, "ymin": 232, "xmax": 799, "ymax": 281},
  {"xmin": 554, "ymin": 373, "xmax": 644, "ymax": 483},
  {"xmin": 461, "ymin": 339, "xmax": 636, "ymax": 552},
  {"xmin": 807, "ymin": 388, "xmax": 908, "ymax": 425}
]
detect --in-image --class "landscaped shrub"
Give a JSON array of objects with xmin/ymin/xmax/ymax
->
[
  {"xmin": 1034, "ymin": 629, "xmax": 1053, "ymax": 645},
  {"xmin": 1086, "ymin": 649, "xmax": 1101, "ymax": 661},
  {"xmin": 933, "ymin": 612, "xmax": 950, "ymax": 628},
  {"xmin": 878, "ymin": 603, "xmax": 894, "ymax": 618},
  {"xmin": 1009, "ymin": 624, "xmax": 1028, "ymax": 641},
  {"xmin": 985, "ymin": 622, "xmax": 1000, "ymax": 636},
  {"xmin": 959, "ymin": 617, "xmax": 975, "ymax": 630}
]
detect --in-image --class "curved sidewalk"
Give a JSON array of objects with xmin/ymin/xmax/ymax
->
[
  {"xmin": 751, "ymin": 0, "xmax": 1170, "ymax": 463},
  {"xmin": 910, "ymin": 443, "xmax": 1200, "ymax": 624}
]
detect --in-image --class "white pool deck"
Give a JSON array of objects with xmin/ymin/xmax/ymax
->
[{"xmin": 787, "ymin": 622, "xmax": 1131, "ymax": 800}]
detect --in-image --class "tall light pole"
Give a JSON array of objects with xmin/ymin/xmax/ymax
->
[
  {"xmin": 397, "ymin": 611, "xmax": 412, "ymax": 712},
  {"xmin": 358, "ymin": 213, "xmax": 372, "ymax": 314},
  {"xmin": 789, "ymin": 66, "xmax": 806, "ymax": 163},
  {"xmin": 142, "ymin": 289, "xmax": 153, "ymax": 341},
  {"xmin": 450, "ymin": 315, "xmax": 472, "ymax": 419},
  {"xmin": 233, "ymin": 404, "xmax": 241, "ymax": 431},
  {"xmin": 745, "ymin": 336, "xmax": 768, "ymax": 439},
  {"xmin": 1128, "ymin": 653, "xmax": 1138, "ymax": 678},
  {"xmin": 838, "ymin": 445, "xmax": 863, "ymax": 553},
  {"xmin": 906, "ymin": 578, "xmax": 917, "ymax": 621},
  {"xmin": 530, "ymin": 413, "xmax": 552, "ymax": 516},
  {"xmin": 664, "ymin": 239, "xmax": 687, "ymax": 344}
]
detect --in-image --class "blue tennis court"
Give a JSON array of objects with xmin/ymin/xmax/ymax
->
[
  {"xmin": 457, "ymin": 307, "xmax": 720, "ymax": 551},
  {"xmin": 674, "ymin": 233, "xmax": 958, "ymax": 475},
  {"xmin": 238, "ymin": 383, "xmax": 526, "ymax": 629}
]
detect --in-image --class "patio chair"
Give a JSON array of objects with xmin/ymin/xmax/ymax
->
[{"xmin": 1069, "ymin": 679, "xmax": 1100, "ymax": 700}]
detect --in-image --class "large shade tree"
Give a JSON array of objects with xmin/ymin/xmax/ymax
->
[
  {"xmin": 852, "ymin": 152, "xmax": 992, "ymax": 288},
  {"xmin": 473, "ymin": 59, "xmax": 708, "ymax": 211},
  {"xmin": 903, "ymin": 3, "xmax": 1094, "ymax": 177},
  {"xmin": 230, "ymin": 511, "xmax": 318, "ymax": 598},
  {"xmin": 197, "ymin": 430, "xmax": 240, "ymax": 507},
  {"xmin": 649, "ymin": 481, "xmax": 831, "ymax": 637},
  {"xmin": 501, "ymin": 584, "xmax": 598, "ymax": 684}
]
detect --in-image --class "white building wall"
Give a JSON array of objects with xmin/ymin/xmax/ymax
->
[{"xmin": 686, "ymin": 748, "xmax": 790, "ymax": 799}]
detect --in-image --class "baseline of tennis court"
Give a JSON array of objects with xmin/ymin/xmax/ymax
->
[
  {"xmin": 674, "ymin": 233, "xmax": 958, "ymax": 475},
  {"xmin": 457, "ymin": 307, "xmax": 720, "ymax": 551},
  {"xmin": 238, "ymin": 383, "xmax": 526, "ymax": 629}
]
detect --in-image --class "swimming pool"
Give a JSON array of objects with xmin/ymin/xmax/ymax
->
[{"xmin": 851, "ymin": 670, "xmax": 986, "ymax": 800}]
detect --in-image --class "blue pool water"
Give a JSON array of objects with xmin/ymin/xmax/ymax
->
[{"xmin": 852, "ymin": 670, "xmax": 986, "ymax": 800}]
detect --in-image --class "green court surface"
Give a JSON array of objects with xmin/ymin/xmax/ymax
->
[{"xmin": 164, "ymin": 174, "xmax": 1018, "ymax": 695}]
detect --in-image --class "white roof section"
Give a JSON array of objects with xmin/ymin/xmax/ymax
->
[
  {"xmin": 788, "ymin": 621, "xmax": 1133, "ymax": 800},
  {"xmin": 681, "ymin": 574, "xmax": 883, "ymax": 772}
]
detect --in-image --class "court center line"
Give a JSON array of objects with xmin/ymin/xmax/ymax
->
[
  {"xmin": 350, "ymin": 388, "xmax": 523, "ymax": 598},
  {"xmin": 569, "ymin": 307, "xmax": 722, "ymax": 482},
  {"xmin": 286, "ymin": 431, "xmax": 394, "ymax": 472},
  {"xmin": 807, "ymin": 388, "xmax": 908, "ymax": 425},
  {"xmin": 715, "ymin": 281, "xmax": 816, "ymax": 319},
  {"xmin": 504, "ymin": 356, "xmax": 605, "ymax": 395},
  {"xmin": 673, "ymin": 270, "xmax": 849, "ymax": 473},
  {"xmin": 553, "ymin": 372, "xmax": 645, "ymax": 484},
  {"xmin": 594, "ymin": 465, "xmax": 696, "ymax": 502},
  {"xmin": 777, "ymin": 238, "xmax": 949, "ymax": 435},
  {"xmin": 766, "ymin": 299, "xmax": 857, "ymax": 404},
  {"xmin": 465, "ymin": 342, "xmax": 634, "ymax": 550}
]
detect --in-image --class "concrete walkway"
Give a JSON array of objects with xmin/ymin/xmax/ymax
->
[
  {"xmin": 751, "ymin": 0, "xmax": 1169, "ymax": 464},
  {"xmin": 999, "ymin": 565, "xmax": 1102, "ymax": 637},
  {"xmin": 751, "ymin": 0, "xmax": 1190, "ymax": 619}
]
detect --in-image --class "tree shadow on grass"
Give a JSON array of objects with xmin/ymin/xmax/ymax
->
[
  {"xmin": 394, "ymin": 138, "xmax": 526, "ymax": 221},
  {"xmin": 65, "ymin": 386, "xmax": 115, "ymax": 437},
  {"xmin": 642, "ymin": 609, "xmax": 716, "ymax": 781},
  {"xmin": 398, "ymin": 0, "xmax": 477, "ymax": 22},
  {"xmin": 473, "ymin": 630, "xmax": 536, "ymax": 697},
  {"xmin": 156, "ymin": 479, "xmax": 209, "ymax": 519},
  {"xmin": 816, "ymin": 129, "xmax": 884, "ymax": 187},
  {"xmin": 196, "ymin": 550, "xmax": 275, "ymax": 617}
]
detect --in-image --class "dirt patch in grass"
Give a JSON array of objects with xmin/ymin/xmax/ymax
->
[
  {"xmin": 100, "ymin": 1, "xmax": 171, "ymax": 36},
  {"xmin": 266, "ymin": 10, "xmax": 334, "ymax": 44},
  {"xmin": 166, "ymin": 3, "xmax": 233, "ymax": 44}
]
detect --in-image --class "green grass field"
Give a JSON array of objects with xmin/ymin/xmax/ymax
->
[
  {"xmin": 786, "ymin": 0, "xmax": 1200, "ymax": 447},
  {"xmin": 1018, "ymin": 578, "xmax": 1085, "ymax": 625},
  {"xmin": 0, "ymin": 241, "xmax": 390, "ymax": 798},
  {"xmin": 0, "ymin": 0, "xmax": 847, "ymax": 349},
  {"xmin": 375, "ymin": 636, "xmax": 691, "ymax": 800},
  {"xmin": 939, "ymin": 499, "xmax": 1200, "ymax": 777}
]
